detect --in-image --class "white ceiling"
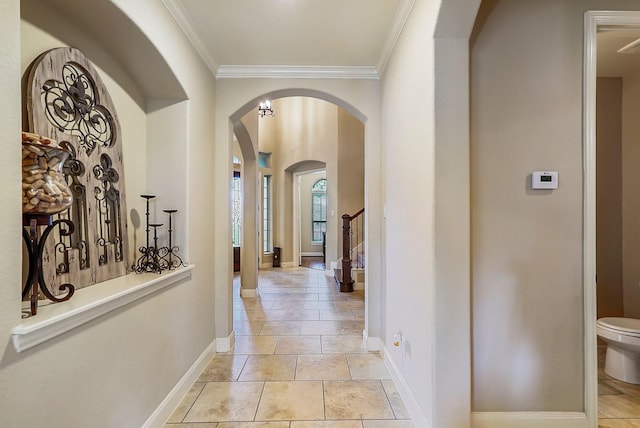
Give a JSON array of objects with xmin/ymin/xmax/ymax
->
[
  {"xmin": 598, "ymin": 29, "xmax": 640, "ymax": 77},
  {"xmin": 163, "ymin": 0, "xmax": 413, "ymax": 78}
]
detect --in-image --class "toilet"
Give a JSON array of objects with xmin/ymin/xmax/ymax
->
[{"xmin": 597, "ymin": 317, "xmax": 640, "ymax": 384}]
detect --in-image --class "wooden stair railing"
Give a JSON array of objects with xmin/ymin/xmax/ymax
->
[{"xmin": 339, "ymin": 208, "xmax": 364, "ymax": 292}]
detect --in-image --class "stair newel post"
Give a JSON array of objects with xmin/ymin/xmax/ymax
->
[{"xmin": 341, "ymin": 213, "xmax": 354, "ymax": 292}]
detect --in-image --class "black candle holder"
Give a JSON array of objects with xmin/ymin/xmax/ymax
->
[
  {"xmin": 22, "ymin": 214, "xmax": 75, "ymax": 316},
  {"xmin": 161, "ymin": 209, "xmax": 187, "ymax": 270},
  {"xmin": 132, "ymin": 195, "xmax": 187, "ymax": 274}
]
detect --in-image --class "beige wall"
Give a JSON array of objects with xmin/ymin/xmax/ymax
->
[
  {"xmin": 0, "ymin": 1, "xmax": 218, "ymax": 426},
  {"xmin": 337, "ymin": 107, "xmax": 365, "ymax": 253},
  {"xmin": 622, "ymin": 73, "xmax": 640, "ymax": 319},
  {"xmin": 257, "ymin": 97, "xmax": 363, "ymax": 266},
  {"xmin": 380, "ymin": 0, "xmax": 441, "ymax": 424},
  {"xmin": 470, "ymin": 0, "xmax": 640, "ymax": 413},
  {"xmin": 597, "ymin": 77, "xmax": 624, "ymax": 319}
]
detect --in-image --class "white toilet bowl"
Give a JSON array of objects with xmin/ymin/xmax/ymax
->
[{"xmin": 597, "ymin": 317, "xmax": 640, "ymax": 384}]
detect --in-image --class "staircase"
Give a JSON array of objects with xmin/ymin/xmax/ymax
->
[{"xmin": 334, "ymin": 208, "xmax": 364, "ymax": 292}]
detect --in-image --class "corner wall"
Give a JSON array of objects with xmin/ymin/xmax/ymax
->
[
  {"xmin": 622, "ymin": 72, "xmax": 640, "ymax": 319},
  {"xmin": 470, "ymin": 0, "xmax": 640, "ymax": 415},
  {"xmin": 0, "ymin": 1, "xmax": 218, "ymax": 426}
]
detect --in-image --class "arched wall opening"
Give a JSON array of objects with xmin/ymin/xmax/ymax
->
[{"xmin": 215, "ymin": 82, "xmax": 382, "ymax": 353}]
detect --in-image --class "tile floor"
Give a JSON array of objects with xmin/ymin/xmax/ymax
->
[
  {"xmin": 165, "ymin": 267, "xmax": 414, "ymax": 428},
  {"xmin": 598, "ymin": 345, "xmax": 640, "ymax": 427}
]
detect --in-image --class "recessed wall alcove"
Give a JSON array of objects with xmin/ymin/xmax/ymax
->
[
  {"xmin": 21, "ymin": 0, "xmax": 191, "ymax": 282},
  {"xmin": 4, "ymin": 1, "xmax": 218, "ymax": 426}
]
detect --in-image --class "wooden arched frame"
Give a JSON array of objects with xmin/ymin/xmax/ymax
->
[{"xmin": 26, "ymin": 47, "xmax": 129, "ymax": 294}]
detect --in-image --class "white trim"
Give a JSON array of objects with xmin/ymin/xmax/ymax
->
[
  {"xmin": 162, "ymin": 0, "xmax": 219, "ymax": 75},
  {"xmin": 363, "ymin": 328, "xmax": 381, "ymax": 351},
  {"xmin": 382, "ymin": 345, "xmax": 429, "ymax": 428},
  {"xmin": 216, "ymin": 65, "xmax": 379, "ymax": 80},
  {"xmin": 471, "ymin": 412, "xmax": 588, "ymax": 428},
  {"xmin": 301, "ymin": 251, "xmax": 324, "ymax": 257},
  {"xmin": 216, "ymin": 330, "xmax": 235, "ymax": 353},
  {"xmin": 583, "ymin": 11, "xmax": 640, "ymax": 427},
  {"xmin": 12, "ymin": 265, "xmax": 194, "ymax": 353},
  {"xmin": 142, "ymin": 340, "xmax": 216, "ymax": 428},
  {"xmin": 240, "ymin": 287, "xmax": 258, "ymax": 298},
  {"xmin": 376, "ymin": 0, "xmax": 416, "ymax": 77}
]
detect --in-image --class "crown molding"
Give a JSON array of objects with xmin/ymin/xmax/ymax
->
[
  {"xmin": 216, "ymin": 65, "xmax": 380, "ymax": 80},
  {"xmin": 376, "ymin": 0, "xmax": 416, "ymax": 77},
  {"xmin": 162, "ymin": 0, "xmax": 220, "ymax": 75}
]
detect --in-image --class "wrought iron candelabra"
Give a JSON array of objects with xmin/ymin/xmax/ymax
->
[
  {"xmin": 22, "ymin": 214, "xmax": 76, "ymax": 316},
  {"xmin": 132, "ymin": 194, "xmax": 187, "ymax": 274}
]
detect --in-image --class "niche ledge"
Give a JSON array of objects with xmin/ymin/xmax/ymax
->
[{"xmin": 12, "ymin": 265, "xmax": 195, "ymax": 353}]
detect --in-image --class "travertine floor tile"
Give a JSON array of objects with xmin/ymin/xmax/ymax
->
[
  {"xmin": 296, "ymin": 354, "xmax": 351, "ymax": 380},
  {"xmin": 333, "ymin": 301, "xmax": 364, "ymax": 311},
  {"xmin": 198, "ymin": 355, "xmax": 249, "ymax": 382},
  {"xmin": 382, "ymin": 380, "xmax": 411, "ymax": 419},
  {"xmin": 218, "ymin": 423, "xmax": 289, "ymax": 428},
  {"xmin": 322, "ymin": 336, "xmax": 367, "ymax": 354},
  {"xmin": 220, "ymin": 422, "xmax": 289, "ymax": 428},
  {"xmin": 275, "ymin": 336, "xmax": 322, "ymax": 354},
  {"xmin": 300, "ymin": 321, "xmax": 364, "ymax": 337},
  {"xmin": 164, "ymin": 423, "xmax": 217, "ymax": 428},
  {"xmin": 166, "ymin": 382, "xmax": 206, "ymax": 423},
  {"xmin": 169, "ymin": 269, "xmax": 413, "ymax": 427},
  {"xmin": 305, "ymin": 301, "xmax": 337, "ymax": 310},
  {"xmin": 259, "ymin": 321, "xmax": 302, "ymax": 336},
  {"xmin": 255, "ymin": 381, "xmax": 325, "ymax": 421},
  {"xmin": 320, "ymin": 310, "xmax": 356, "ymax": 321},
  {"xmin": 232, "ymin": 336, "xmax": 278, "ymax": 354},
  {"xmin": 291, "ymin": 421, "xmax": 364, "ymax": 428},
  {"xmin": 184, "ymin": 382, "xmax": 264, "ymax": 423},
  {"xmin": 362, "ymin": 421, "xmax": 415, "ymax": 428},
  {"xmin": 238, "ymin": 355, "xmax": 297, "ymax": 381},
  {"xmin": 259, "ymin": 293, "xmax": 319, "ymax": 301},
  {"xmin": 347, "ymin": 354, "xmax": 390, "ymax": 380},
  {"xmin": 324, "ymin": 380, "xmax": 395, "ymax": 420},
  {"xmin": 234, "ymin": 321, "xmax": 265, "ymax": 336}
]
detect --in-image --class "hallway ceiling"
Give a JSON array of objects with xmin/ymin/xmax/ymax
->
[
  {"xmin": 598, "ymin": 29, "xmax": 640, "ymax": 77},
  {"xmin": 162, "ymin": 0, "xmax": 412, "ymax": 78}
]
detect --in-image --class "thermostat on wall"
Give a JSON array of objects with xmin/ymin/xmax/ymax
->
[{"xmin": 532, "ymin": 171, "xmax": 558, "ymax": 189}]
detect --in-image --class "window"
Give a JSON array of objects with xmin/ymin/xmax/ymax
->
[
  {"xmin": 311, "ymin": 179, "xmax": 327, "ymax": 244},
  {"xmin": 263, "ymin": 175, "xmax": 272, "ymax": 253},
  {"xmin": 232, "ymin": 171, "xmax": 242, "ymax": 247},
  {"xmin": 258, "ymin": 152, "xmax": 271, "ymax": 168}
]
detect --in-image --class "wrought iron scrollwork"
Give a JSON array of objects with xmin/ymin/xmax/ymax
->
[
  {"xmin": 59, "ymin": 141, "xmax": 89, "ymax": 271},
  {"xmin": 41, "ymin": 62, "xmax": 115, "ymax": 156},
  {"xmin": 22, "ymin": 215, "xmax": 76, "ymax": 316},
  {"xmin": 93, "ymin": 154, "xmax": 123, "ymax": 265}
]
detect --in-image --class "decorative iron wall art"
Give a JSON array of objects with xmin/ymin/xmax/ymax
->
[{"xmin": 25, "ymin": 47, "xmax": 129, "ymax": 297}]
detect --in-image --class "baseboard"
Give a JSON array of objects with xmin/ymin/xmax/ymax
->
[
  {"xmin": 382, "ymin": 345, "xmax": 429, "ymax": 428},
  {"xmin": 471, "ymin": 412, "xmax": 589, "ymax": 428},
  {"xmin": 216, "ymin": 330, "xmax": 235, "ymax": 353},
  {"xmin": 142, "ymin": 340, "xmax": 216, "ymax": 428},
  {"xmin": 301, "ymin": 252, "xmax": 323, "ymax": 257},
  {"xmin": 363, "ymin": 329, "xmax": 381, "ymax": 351},
  {"xmin": 240, "ymin": 287, "xmax": 258, "ymax": 298}
]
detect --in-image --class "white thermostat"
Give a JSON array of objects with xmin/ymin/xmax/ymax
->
[{"xmin": 532, "ymin": 171, "xmax": 558, "ymax": 189}]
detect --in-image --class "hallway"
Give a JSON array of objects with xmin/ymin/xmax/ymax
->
[{"xmin": 164, "ymin": 267, "xmax": 413, "ymax": 427}]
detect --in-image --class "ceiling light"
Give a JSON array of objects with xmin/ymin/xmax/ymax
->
[{"xmin": 258, "ymin": 100, "xmax": 274, "ymax": 117}]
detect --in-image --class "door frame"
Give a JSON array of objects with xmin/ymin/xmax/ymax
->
[
  {"xmin": 583, "ymin": 10, "xmax": 640, "ymax": 425},
  {"xmin": 293, "ymin": 168, "xmax": 326, "ymax": 267}
]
